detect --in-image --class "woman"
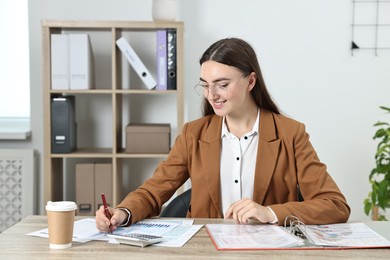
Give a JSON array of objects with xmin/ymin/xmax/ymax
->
[{"xmin": 96, "ymin": 38, "xmax": 350, "ymax": 232}]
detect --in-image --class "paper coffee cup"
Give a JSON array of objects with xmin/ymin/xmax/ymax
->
[{"xmin": 46, "ymin": 201, "xmax": 78, "ymax": 249}]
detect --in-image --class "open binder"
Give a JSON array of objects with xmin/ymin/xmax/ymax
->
[{"xmin": 206, "ymin": 217, "xmax": 390, "ymax": 250}]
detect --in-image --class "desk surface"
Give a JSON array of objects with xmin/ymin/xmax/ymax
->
[{"xmin": 0, "ymin": 216, "xmax": 389, "ymax": 259}]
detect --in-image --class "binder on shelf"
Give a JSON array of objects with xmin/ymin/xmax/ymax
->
[
  {"xmin": 116, "ymin": 37, "xmax": 157, "ymax": 90},
  {"xmin": 167, "ymin": 29, "xmax": 177, "ymax": 90},
  {"xmin": 76, "ymin": 164, "xmax": 95, "ymax": 216},
  {"xmin": 94, "ymin": 163, "xmax": 112, "ymax": 211},
  {"xmin": 51, "ymin": 34, "xmax": 70, "ymax": 90},
  {"xmin": 156, "ymin": 30, "xmax": 167, "ymax": 90},
  {"xmin": 51, "ymin": 96, "xmax": 77, "ymax": 153},
  {"xmin": 50, "ymin": 34, "xmax": 94, "ymax": 90},
  {"xmin": 69, "ymin": 34, "xmax": 94, "ymax": 90}
]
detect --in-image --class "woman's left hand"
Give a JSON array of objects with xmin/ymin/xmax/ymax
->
[{"xmin": 224, "ymin": 198, "xmax": 275, "ymax": 224}]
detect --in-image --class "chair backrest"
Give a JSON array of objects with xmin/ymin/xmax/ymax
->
[
  {"xmin": 297, "ymin": 185, "xmax": 304, "ymax": 202},
  {"xmin": 160, "ymin": 188, "xmax": 191, "ymax": 217},
  {"xmin": 160, "ymin": 186, "xmax": 301, "ymax": 217}
]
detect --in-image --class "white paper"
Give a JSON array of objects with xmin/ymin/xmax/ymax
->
[
  {"xmin": 27, "ymin": 218, "xmax": 201, "ymax": 247},
  {"xmin": 154, "ymin": 224, "xmax": 203, "ymax": 247},
  {"xmin": 113, "ymin": 220, "xmax": 179, "ymax": 237},
  {"xmin": 26, "ymin": 218, "xmax": 106, "ymax": 243},
  {"xmin": 301, "ymin": 222, "xmax": 390, "ymax": 247},
  {"xmin": 206, "ymin": 224, "xmax": 303, "ymax": 249}
]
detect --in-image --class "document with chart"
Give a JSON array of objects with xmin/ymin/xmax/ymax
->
[{"xmin": 27, "ymin": 218, "xmax": 202, "ymax": 247}]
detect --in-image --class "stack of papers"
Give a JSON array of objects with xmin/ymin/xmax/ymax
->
[{"xmin": 27, "ymin": 218, "xmax": 202, "ymax": 247}]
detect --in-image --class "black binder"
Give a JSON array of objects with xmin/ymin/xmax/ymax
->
[
  {"xmin": 167, "ymin": 29, "xmax": 177, "ymax": 90},
  {"xmin": 51, "ymin": 96, "xmax": 77, "ymax": 153}
]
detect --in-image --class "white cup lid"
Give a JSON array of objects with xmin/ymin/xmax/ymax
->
[{"xmin": 46, "ymin": 201, "xmax": 77, "ymax": 211}]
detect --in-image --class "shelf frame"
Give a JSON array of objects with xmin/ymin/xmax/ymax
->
[{"xmin": 42, "ymin": 20, "xmax": 184, "ymax": 206}]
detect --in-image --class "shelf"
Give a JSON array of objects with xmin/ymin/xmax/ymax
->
[
  {"xmin": 42, "ymin": 20, "xmax": 184, "ymax": 207},
  {"xmin": 115, "ymin": 90, "xmax": 177, "ymax": 94},
  {"xmin": 49, "ymin": 149, "xmax": 169, "ymax": 159},
  {"xmin": 115, "ymin": 152, "xmax": 169, "ymax": 159},
  {"xmin": 50, "ymin": 89, "xmax": 113, "ymax": 94},
  {"xmin": 41, "ymin": 20, "xmax": 184, "ymax": 30},
  {"xmin": 50, "ymin": 89, "xmax": 178, "ymax": 95},
  {"xmin": 50, "ymin": 148, "xmax": 113, "ymax": 158}
]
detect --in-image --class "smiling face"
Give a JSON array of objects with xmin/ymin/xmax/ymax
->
[{"xmin": 200, "ymin": 61, "xmax": 256, "ymax": 118}]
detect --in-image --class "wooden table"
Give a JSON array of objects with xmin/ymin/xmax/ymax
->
[{"xmin": 0, "ymin": 216, "xmax": 389, "ymax": 259}]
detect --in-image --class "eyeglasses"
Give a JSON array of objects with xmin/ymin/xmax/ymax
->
[{"xmin": 194, "ymin": 76, "xmax": 244, "ymax": 98}]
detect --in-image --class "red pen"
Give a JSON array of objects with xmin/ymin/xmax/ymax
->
[{"xmin": 101, "ymin": 193, "xmax": 112, "ymax": 231}]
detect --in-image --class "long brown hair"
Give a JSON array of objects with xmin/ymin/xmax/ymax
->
[{"xmin": 199, "ymin": 38, "xmax": 280, "ymax": 116}]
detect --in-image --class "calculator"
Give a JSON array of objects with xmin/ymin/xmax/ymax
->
[{"xmin": 108, "ymin": 233, "xmax": 164, "ymax": 248}]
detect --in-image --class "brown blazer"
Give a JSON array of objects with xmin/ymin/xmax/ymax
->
[{"xmin": 117, "ymin": 108, "xmax": 350, "ymax": 225}]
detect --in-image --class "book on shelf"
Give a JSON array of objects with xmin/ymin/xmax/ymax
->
[
  {"xmin": 167, "ymin": 29, "xmax": 177, "ymax": 90},
  {"xmin": 50, "ymin": 34, "xmax": 94, "ymax": 90},
  {"xmin": 156, "ymin": 29, "xmax": 168, "ymax": 90},
  {"xmin": 116, "ymin": 37, "xmax": 157, "ymax": 90}
]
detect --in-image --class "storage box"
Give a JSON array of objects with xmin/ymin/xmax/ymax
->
[
  {"xmin": 125, "ymin": 123, "xmax": 170, "ymax": 153},
  {"xmin": 75, "ymin": 164, "xmax": 95, "ymax": 216},
  {"xmin": 75, "ymin": 163, "xmax": 113, "ymax": 216},
  {"xmin": 94, "ymin": 163, "xmax": 112, "ymax": 210}
]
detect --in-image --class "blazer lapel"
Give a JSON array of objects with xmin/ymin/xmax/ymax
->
[
  {"xmin": 253, "ymin": 109, "xmax": 281, "ymax": 204},
  {"xmin": 198, "ymin": 115, "xmax": 223, "ymax": 216}
]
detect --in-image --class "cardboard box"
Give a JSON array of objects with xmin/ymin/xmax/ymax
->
[
  {"xmin": 75, "ymin": 164, "xmax": 95, "ymax": 216},
  {"xmin": 75, "ymin": 163, "xmax": 112, "ymax": 216},
  {"xmin": 126, "ymin": 123, "xmax": 170, "ymax": 153},
  {"xmin": 94, "ymin": 164, "xmax": 112, "ymax": 211}
]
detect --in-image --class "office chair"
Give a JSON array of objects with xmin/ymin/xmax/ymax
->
[
  {"xmin": 297, "ymin": 185, "xmax": 304, "ymax": 202},
  {"xmin": 160, "ymin": 188, "xmax": 191, "ymax": 217},
  {"xmin": 159, "ymin": 186, "xmax": 302, "ymax": 218}
]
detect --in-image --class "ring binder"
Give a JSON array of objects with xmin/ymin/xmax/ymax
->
[
  {"xmin": 116, "ymin": 37, "xmax": 157, "ymax": 90},
  {"xmin": 283, "ymin": 215, "xmax": 390, "ymax": 248},
  {"xmin": 167, "ymin": 29, "xmax": 177, "ymax": 90},
  {"xmin": 284, "ymin": 215, "xmax": 307, "ymax": 239},
  {"xmin": 156, "ymin": 29, "xmax": 167, "ymax": 90}
]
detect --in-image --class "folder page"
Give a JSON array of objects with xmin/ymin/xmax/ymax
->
[
  {"xmin": 299, "ymin": 222, "xmax": 390, "ymax": 248},
  {"xmin": 206, "ymin": 224, "xmax": 303, "ymax": 250}
]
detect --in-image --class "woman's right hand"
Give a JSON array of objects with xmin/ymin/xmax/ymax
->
[{"xmin": 95, "ymin": 206, "xmax": 128, "ymax": 232}]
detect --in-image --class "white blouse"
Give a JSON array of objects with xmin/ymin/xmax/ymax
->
[{"xmin": 220, "ymin": 110, "xmax": 260, "ymax": 217}]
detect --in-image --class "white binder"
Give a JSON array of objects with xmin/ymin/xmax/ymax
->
[
  {"xmin": 116, "ymin": 37, "xmax": 156, "ymax": 89},
  {"xmin": 69, "ymin": 34, "xmax": 93, "ymax": 90},
  {"xmin": 51, "ymin": 34, "xmax": 70, "ymax": 89}
]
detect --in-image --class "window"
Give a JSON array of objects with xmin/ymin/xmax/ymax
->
[{"xmin": 0, "ymin": 0, "xmax": 30, "ymax": 139}]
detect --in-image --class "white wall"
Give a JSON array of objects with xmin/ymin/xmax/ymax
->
[{"xmin": 27, "ymin": 0, "xmax": 390, "ymax": 221}]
